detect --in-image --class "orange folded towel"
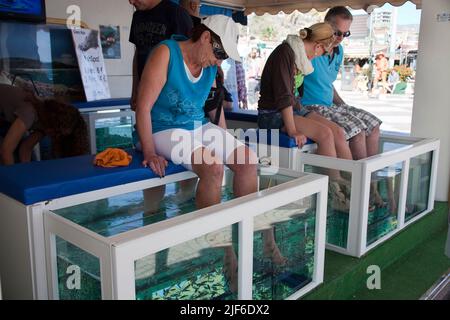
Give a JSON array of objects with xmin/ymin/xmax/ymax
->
[{"xmin": 94, "ymin": 148, "xmax": 132, "ymax": 168}]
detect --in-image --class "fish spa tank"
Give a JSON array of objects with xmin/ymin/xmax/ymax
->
[
  {"xmin": 81, "ymin": 109, "xmax": 135, "ymax": 154},
  {"xmin": 299, "ymin": 134, "xmax": 439, "ymax": 257},
  {"xmin": 43, "ymin": 167, "xmax": 328, "ymax": 300}
]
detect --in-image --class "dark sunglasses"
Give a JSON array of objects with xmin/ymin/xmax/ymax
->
[
  {"xmin": 334, "ymin": 30, "xmax": 351, "ymax": 38},
  {"xmin": 211, "ymin": 38, "xmax": 229, "ymax": 60}
]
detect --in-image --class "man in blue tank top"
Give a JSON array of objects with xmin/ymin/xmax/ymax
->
[{"xmin": 302, "ymin": 6, "xmax": 382, "ymax": 161}]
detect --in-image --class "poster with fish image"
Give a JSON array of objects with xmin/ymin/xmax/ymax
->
[{"xmin": 71, "ymin": 28, "xmax": 111, "ymax": 101}]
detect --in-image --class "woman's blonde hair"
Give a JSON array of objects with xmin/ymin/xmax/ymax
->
[{"xmin": 299, "ymin": 22, "xmax": 335, "ymax": 49}]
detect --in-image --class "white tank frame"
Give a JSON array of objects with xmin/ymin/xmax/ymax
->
[
  {"xmin": 43, "ymin": 167, "xmax": 328, "ymax": 300},
  {"xmin": 290, "ymin": 134, "xmax": 440, "ymax": 257}
]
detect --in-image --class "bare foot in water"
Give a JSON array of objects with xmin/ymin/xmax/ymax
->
[
  {"xmin": 263, "ymin": 243, "xmax": 288, "ymax": 266},
  {"xmin": 223, "ymin": 247, "xmax": 238, "ymax": 293}
]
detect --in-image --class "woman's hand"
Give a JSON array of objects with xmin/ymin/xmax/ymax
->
[
  {"xmin": 142, "ymin": 152, "xmax": 168, "ymax": 177},
  {"xmin": 289, "ymin": 132, "xmax": 307, "ymax": 148}
]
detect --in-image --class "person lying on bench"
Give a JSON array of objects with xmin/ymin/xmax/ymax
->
[{"xmin": 0, "ymin": 84, "xmax": 89, "ymax": 165}]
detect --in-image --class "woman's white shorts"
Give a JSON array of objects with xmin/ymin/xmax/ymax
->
[{"xmin": 139, "ymin": 122, "xmax": 247, "ymax": 170}]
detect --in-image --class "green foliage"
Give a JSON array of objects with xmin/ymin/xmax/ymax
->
[
  {"xmin": 261, "ymin": 26, "xmax": 277, "ymax": 41},
  {"xmin": 391, "ymin": 65, "xmax": 414, "ymax": 82}
]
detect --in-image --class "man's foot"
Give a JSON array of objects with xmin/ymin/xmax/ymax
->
[
  {"xmin": 329, "ymin": 182, "xmax": 350, "ymax": 212},
  {"xmin": 263, "ymin": 243, "xmax": 288, "ymax": 266},
  {"xmin": 370, "ymin": 190, "xmax": 387, "ymax": 208},
  {"xmin": 332, "ymin": 177, "xmax": 352, "ymax": 197}
]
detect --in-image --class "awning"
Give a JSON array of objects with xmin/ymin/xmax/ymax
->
[{"xmin": 204, "ymin": 0, "xmax": 421, "ymax": 16}]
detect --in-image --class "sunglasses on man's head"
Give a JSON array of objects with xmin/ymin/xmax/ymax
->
[
  {"xmin": 211, "ymin": 39, "xmax": 229, "ymax": 60},
  {"xmin": 334, "ymin": 30, "xmax": 351, "ymax": 38}
]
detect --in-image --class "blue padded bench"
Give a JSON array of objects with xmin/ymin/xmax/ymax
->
[
  {"xmin": 0, "ymin": 150, "xmax": 186, "ymax": 205},
  {"xmin": 225, "ymin": 110, "xmax": 314, "ymax": 148},
  {"xmin": 243, "ymin": 128, "xmax": 313, "ymax": 148}
]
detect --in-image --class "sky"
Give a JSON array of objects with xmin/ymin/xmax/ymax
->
[{"xmin": 351, "ymin": 1, "xmax": 422, "ymax": 25}]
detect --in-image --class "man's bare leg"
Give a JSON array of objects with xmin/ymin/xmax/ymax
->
[
  {"xmin": 307, "ymin": 112, "xmax": 353, "ymax": 160},
  {"xmin": 366, "ymin": 125, "xmax": 380, "ymax": 157},
  {"xmin": 349, "ymin": 131, "xmax": 367, "ymax": 160}
]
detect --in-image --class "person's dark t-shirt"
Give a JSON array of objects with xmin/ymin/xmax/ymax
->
[
  {"xmin": 258, "ymin": 42, "xmax": 300, "ymax": 112},
  {"xmin": 191, "ymin": 15, "xmax": 201, "ymax": 28},
  {"xmin": 129, "ymin": 0, "xmax": 193, "ymax": 79}
]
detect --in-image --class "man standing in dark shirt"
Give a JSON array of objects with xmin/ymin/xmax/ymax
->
[
  {"xmin": 129, "ymin": 0, "xmax": 193, "ymax": 110},
  {"xmin": 179, "ymin": 0, "xmax": 202, "ymax": 27}
]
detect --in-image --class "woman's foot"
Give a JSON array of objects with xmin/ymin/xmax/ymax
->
[{"xmin": 223, "ymin": 247, "xmax": 238, "ymax": 293}]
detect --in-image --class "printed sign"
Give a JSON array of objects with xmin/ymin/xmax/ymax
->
[{"xmin": 72, "ymin": 28, "xmax": 111, "ymax": 101}]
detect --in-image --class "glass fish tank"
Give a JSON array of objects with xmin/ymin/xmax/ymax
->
[
  {"xmin": 50, "ymin": 167, "xmax": 327, "ymax": 300},
  {"xmin": 95, "ymin": 115, "xmax": 134, "ymax": 153},
  {"xmin": 300, "ymin": 135, "xmax": 439, "ymax": 257}
]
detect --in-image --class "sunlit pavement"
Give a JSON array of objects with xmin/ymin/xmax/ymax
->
[
  {"xmin": 245, "ymin": 81, "xmax": 414, "ymax": 134},
  {"xmin": 335, "ymin": 80, "xmax": 414, "ymax": 134}
]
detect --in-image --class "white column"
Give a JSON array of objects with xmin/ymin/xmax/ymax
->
[
  {"xmin": 411, "ymin": 0, "xmax": 450, "ymax": 201},
  {"xmin": 388, "ymin": 7, "xmax": 398, "ymax": 69}
]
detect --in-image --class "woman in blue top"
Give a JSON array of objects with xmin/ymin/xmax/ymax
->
[{"xmin": 135, "ymin": 15, "xmax": 257, "ymax": 209}]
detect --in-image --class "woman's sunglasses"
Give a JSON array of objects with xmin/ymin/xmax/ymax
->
[
  {"xmin": 211, "ymin": 38, "xmax": 229, "ymax": 60},
  {"xmin": 334, "ymin": 30, "xmax": 351, "ymax": 38}
]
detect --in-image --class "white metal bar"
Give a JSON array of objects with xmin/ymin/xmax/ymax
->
[
  {"xmin": 312, "ymin": 178, "xmax": 328, "ymax": 285},
  {"xmin": 45, "ymin": 171, "xmax": 197, "ymax": 210},
  {"xmin": 380, "ymin": 133, "xmax": 423, "ymax": 143},
  {"xmin": 298, "ymin": 152, "xmax": 362, "ymax": 172},
  {"xmin": 325, "ymin": 243, "xmax": 352, "ymax": 255},
  {"xmin": 364, "ymin": 223, "xmax": 404, "ymax": 253},
  {"xmin": 346, "ymin": 164, "xmax": 364, "ymax": 257},
  {"xmin": 364, "ymin": 139, "xmax": 439, "ymax": 172},
  {"xmin": 28, "ymin": 204, "xmax": 49, "ymax": 300},
  {"xmin": 402, "ymin": 208, "xmax": 433, "ymax": 228},
  {"xmin": 100, "ymin": 248, "xmax": 114, "ymax": 300},
  {"xmin": 397, "ymin": 159, "xmax": 410, "ymax": 228},
  {"xmin": 286, "ymin": 281, "xmax": 320, "ymax": 300},
  {"xmin": 358, "ymin": 164, "xmax": 372, "ymax": 257},
  {"xmin": 88, "ymin": 110, "xmax": 135, "ymax": 122},
  {"xmin": 238, "ymin": 217, "xmax": 254, "ymax": 300},
  {"xmin": 79, "ymin": 105, "xmax": 131, "ymax": 113},
  {"xmin": 43, "ymin": 231, "xmax": 59, "ymax": 300},
  {"xmin": 111, "ymin": 246, "xmax": 137, "ymax": 300},
  {"xmin": 427, "ymin": 146, "xmax": 440, "ymax": 211},
  {"xmin": 45, "ymin": 211, "xmax": 111, "ymax": 247}
]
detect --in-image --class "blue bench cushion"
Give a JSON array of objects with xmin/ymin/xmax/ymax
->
[
  {"xmin": 225, "ymin": 110, "xmax": 258, "ymax": 122},
  {"xmin": 0, "ymin": 150, "xmax": 186, "ymax": 205},
  {"xmin": 225, "ymin": 111, "xmax": 314, "ymax": 148},
  {"xmin": 244, "ymin": 129, "xmax": 313, "ymax": 148}
]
